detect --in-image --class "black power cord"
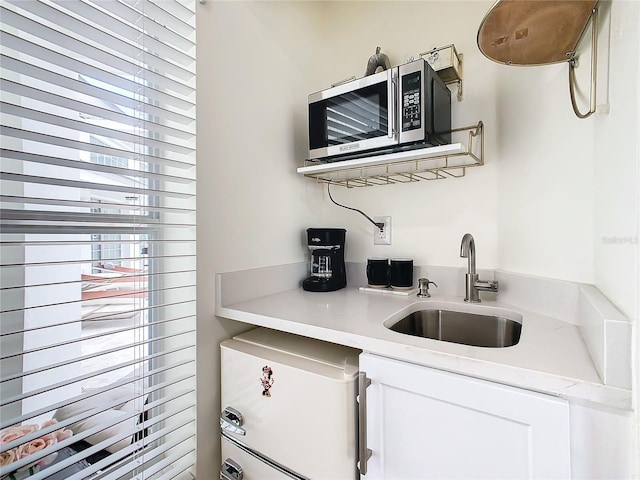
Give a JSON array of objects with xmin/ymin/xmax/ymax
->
[{"xmin": 327, "ymin": 182, "xmax": 384, "ymax": 231}]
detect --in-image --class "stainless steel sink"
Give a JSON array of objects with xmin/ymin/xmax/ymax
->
[{"xmin": 386, "ymin": 308, "xmax": 522, "ymax": 348}]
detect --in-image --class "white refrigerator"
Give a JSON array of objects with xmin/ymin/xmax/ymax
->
[{"xmin": 220, "ymin": 327, "xmax": 360, "ymax": 480}]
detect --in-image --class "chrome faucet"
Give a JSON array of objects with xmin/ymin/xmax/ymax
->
[{"xmin": 459, "ymin": 233, "xmax": 498, "ymax": 303}]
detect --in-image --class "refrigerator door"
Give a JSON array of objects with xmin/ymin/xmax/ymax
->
[
  {"xmin": 221, "ymin": 328, "xmax": 359, "ymax": 480},
  {"xmin": 221, "ymin": 435, "xmax": 300, "ymax": 480}
]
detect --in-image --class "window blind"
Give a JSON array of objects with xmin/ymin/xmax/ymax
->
[{"xmin": 0, "ymin": 1, "xmax": 197, "ymax": 479}]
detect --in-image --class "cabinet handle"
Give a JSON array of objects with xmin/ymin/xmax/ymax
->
[
  {"xmin": 220, "ymin": 458, "xmax": 243, "ymax": 480},
  {"xmin": 220, "ymin": 407, "xmax": 246, "ymax": 436},
  {"xmin": 358, "ymin": 371, "xmax": 373, "ymax": 475}
]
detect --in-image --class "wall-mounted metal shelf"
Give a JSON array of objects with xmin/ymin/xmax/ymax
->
[{"xmin": 297, "ymin": 122, "xmax": 484, "ymax": 188}]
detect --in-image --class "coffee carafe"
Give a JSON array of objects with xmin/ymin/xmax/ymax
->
[{"xmin": 302, "ymin": 228, "xmax": 347, "ymax": 292}]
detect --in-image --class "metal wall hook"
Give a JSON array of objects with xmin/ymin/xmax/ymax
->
[{"xmin": 568, "ymin": 7, "xmax": 598, "ymax": 119}]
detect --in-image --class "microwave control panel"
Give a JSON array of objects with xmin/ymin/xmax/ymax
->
[{"xmin": 402, "ymin": 71, "xmax": 422, "ymax": 132}]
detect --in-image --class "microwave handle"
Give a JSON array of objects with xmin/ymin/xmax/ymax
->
[{"xmin": 389, "ymin": 73, "xmax": 397, "ymax": 139}]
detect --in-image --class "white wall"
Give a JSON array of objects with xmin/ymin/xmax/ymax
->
[
  {"xmin": 198, "ymin": 1, "xmax": 328, "ymax": 273},
  {"xmin": 196, "ymin": 2, "xmax": 328, "ymax": 477},
  {"xmin": 592, "ymin": 1, "xmax": 640, "ymax": 321},
  {"xmin": 310, "ymin": 1, "xmax": 501, "ymax": 270},
  {"xmin": 197, "ymin": 1, "xmax": 640, "ymax": 477},
  {"xmin": 495, "ymin": 58, "xmax": 597, "ymax": 282},
  {"xmin": 496, "ymin": 0, "xmax": 639, "ymax": 318}
]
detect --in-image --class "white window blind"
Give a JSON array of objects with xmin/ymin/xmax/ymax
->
[{"xmin": 0, "ymin": 1, "xmax": 196, "ymax": 479}]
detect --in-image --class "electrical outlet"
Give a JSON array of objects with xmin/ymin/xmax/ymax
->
[{"xmin": 373, "ymin": 216, "xmax": 391, "ymax": 245}]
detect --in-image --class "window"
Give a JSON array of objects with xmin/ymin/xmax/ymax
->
[
  {"xmin": 1, "ymin": 1, "xmax": 196, "ymax": 479},
  {"xmin": 90, "ymin": 232, "xmax": 123, "ymax": 272}
]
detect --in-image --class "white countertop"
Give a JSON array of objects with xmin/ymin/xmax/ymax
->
[{"xmin": 215, "ymin": 265, "xmax": 631, "ymax": 411}]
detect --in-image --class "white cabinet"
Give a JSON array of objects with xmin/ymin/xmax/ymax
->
[{"xmin": 359, "ymin": 353, "xmax": 571, "ymax": 479}]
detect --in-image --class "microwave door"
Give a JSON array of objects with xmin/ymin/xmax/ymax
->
[
  {"xmin": 308, "ymin": 69, "xmax": 396, "ymax": 160},
  {"xmin": 397, "ymin": 61, "xmax": 429, "ymax": 145}
]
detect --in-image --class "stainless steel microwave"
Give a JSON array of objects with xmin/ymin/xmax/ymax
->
[{"xmin": 308, "ymin": 58, "xmax": 451, "ymax": 162}]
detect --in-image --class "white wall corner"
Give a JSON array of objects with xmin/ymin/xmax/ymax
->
[{"xmin": 578, "ymin": 284, "xmax": 631, "ymax": 390}]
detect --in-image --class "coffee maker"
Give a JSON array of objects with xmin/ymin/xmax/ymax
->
[{"xmin": 302, "ymin": 228, "xmax": 347, "ymax": 292}]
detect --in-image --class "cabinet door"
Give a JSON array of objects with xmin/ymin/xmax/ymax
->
[{"xmin": 359, "ymin": 353, "xmax": 570, "ymax": 479}]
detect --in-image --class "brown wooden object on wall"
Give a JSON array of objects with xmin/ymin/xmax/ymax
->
[{"xmin": 477, "ymin": 0, "xmax": 598, "ymax": 66}]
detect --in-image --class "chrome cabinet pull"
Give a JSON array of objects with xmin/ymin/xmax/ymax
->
[
  {"xmin": 220, "ymin": 407, "xmax": 246, "ymax": 436},
  {"xmin": 358, "ymin": 372, "xmax": 373, "ymax": 475},
  {"xmin": 220, "ymin": 458, "xmax": 243, "ymax": 480}
]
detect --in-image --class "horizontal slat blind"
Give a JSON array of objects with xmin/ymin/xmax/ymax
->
[{"xmin": 0, "ymin": 0, "xmax": 196, "ymax": 479}]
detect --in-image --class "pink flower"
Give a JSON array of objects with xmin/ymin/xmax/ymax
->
[
  {"xmin": 39, "ymin": 419, "xmax": 73, "ymax": 443},
  {"xmin": 0, "ymin": 420, "xmax": 73, "ymax": 470},
  {"xmin": 15, "ymin": 437, "xmax": 58, "ymax": 468},
  {"xmin": 0, "ymin": 448, "xmax": 17, "ymax": 467},
  {"xmin": 54, "ymin": 427, "xmax": 73, "ymax": 442},
  {"xmin": 0, "ymin": 425, "xmax": 39, "ymax": 445},
  {"xmin": 39, "ymin": 420, "xmax": 57, "ymax": 429},
  {"xmin": 15, "ymin": 437, "xmax": 55, "ymax": 459},
  {"xmin": 39, "ymin": 432, "xmax": 58, "ymax": 445}
]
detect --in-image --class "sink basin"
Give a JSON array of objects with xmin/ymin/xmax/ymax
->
[{"xmin": 386, "ymin": 308, "xmax": 522, "ymax": 348}]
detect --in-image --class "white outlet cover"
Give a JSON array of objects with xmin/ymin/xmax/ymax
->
[{"xmin": 374, "ymin": 216, "xmax": 391, "ymax": 245}]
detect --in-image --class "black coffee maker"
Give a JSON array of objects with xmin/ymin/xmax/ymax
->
[{"xmin": 302, "ymin": 228, "xmax": 347, "ymax": 292}]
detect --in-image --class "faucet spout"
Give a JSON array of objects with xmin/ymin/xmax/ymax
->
[
  {"xmin": 460, "ymin": 233, "xmax": 476, "ymax": 275},
  {"xmin": 459, "ymin": 233, "xmax": 498, "ymax": 303}
]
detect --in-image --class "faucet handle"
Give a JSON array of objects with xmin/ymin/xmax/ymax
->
[
  {"xmin": 417, "ymin": 278, "xmax": 438, "ymax": 298},
  {"xmin": 475, "ymin": 279, "xmax": 499, "ymax": 293}
]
